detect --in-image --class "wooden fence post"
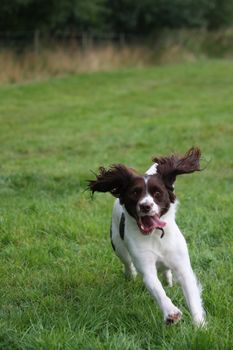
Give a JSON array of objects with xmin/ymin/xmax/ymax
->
[{"xmin": 34, "ymin": 29, "xmax": 40, "ymax": 54}]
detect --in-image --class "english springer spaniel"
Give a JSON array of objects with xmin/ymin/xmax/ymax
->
[{"xmin": 88, "ymin": 147, "xmax": 206, "ymax": 326}]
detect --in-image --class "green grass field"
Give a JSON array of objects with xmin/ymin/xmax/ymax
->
[{"xmin": 0, "ymin": 60, "xmax": 232, "ymax": 349}]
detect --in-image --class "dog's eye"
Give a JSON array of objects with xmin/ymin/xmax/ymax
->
[
  {"xmin": 153, "ymin": 191, "xmax": 161, "ymax": 199},
  {"xmin": 131, "ymin": 188, "xmax": 141, "ymax": 196}
]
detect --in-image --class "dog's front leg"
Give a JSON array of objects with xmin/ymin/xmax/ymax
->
[
  {"xmin": 141, "ymin": 266, "xmax": 182, "ymax": 324},
  {"xmin": 175, "ymin": 265, "xmax": 206, "ymax": 326}
]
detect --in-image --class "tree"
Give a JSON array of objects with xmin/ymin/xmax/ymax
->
[{"xmin": 0, "ymin": 0, "xmax": 109, "ymax": 34}]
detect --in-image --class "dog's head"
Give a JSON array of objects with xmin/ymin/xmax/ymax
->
[{"xmin": 88, "ymin": 147, "xmax": 201, "ymax": 235}]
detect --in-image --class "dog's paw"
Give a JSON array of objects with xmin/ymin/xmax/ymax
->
[
  {"xmin": 165, "ymin": 269, "xmax": 173, "ymax": 287},
  {"xmin": 194, "ymin": 317, "xmax": 207, "ymax": 328},
  {"xmin": 192, "ymin": 310, "xmax": 207, "ymax": 328},
  {"xmin": 124, "ymin": 263, "xmax": 137, "ymax": 280},
  {"xmin": 165, "ymin": 308, "xmax": 182, "ymax": 325}
]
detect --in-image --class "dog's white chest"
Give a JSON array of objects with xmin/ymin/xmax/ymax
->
[{"xmin": 124, "ymin": 220, "xmax": 167, "ymax": 260}]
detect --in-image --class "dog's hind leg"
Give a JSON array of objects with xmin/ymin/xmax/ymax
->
[
  {"xmin": 115, "ymin": 238, "xmax": 137, "ymax": 280},
  {"xmin": 165, "ymin": 269, "xmax": 173, "ymax": 287},
  {"xmin": 124, "ymin": 261, "xmax": 137, "ymax": 280},
  {"xmin": 111, "ymin": 225, "xmax": 137, "ymax": 280}
]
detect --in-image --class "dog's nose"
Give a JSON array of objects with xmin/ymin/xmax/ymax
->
[{"xmin": 139, "ymin": 203, "xmax": 152, "ymax": 213}]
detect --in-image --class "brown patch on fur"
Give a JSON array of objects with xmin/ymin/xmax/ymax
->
[
  {"xmin": 87, "ymin": 147, "xmax": 202, "ymax": 228},
  {"xmin": 87, "ymin": 164, "xmax": 139, "ymax": 204},
  {"xmin": 88, "ymin": 165, "xmax": 172, "ymax": 223},
  {"xmin": 152, "ymin": 147, "xmax": 201, "ymax": 202}
]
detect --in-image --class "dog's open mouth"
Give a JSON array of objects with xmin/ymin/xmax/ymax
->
[{"xmin": 137, "ymin": 215, "xmax": 166, "ymax": 235}]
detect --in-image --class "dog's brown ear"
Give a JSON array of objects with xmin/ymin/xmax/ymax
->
[
  {"xmin": 153, "ymin": 147, "xmax": 201, "ymax": 202},
  {"xmin": 87, "ymin": 164, "xmax": 134, "ymax": 203}
]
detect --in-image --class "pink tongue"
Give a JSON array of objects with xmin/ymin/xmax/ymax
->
[{"xmin": 141, "ymin": 215, "xmax": 166, "ymax": 232}]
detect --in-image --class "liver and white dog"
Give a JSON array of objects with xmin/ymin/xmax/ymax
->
[{"xmin": 88, "ymin": 147, "xmax": 206, "ymax": 326}]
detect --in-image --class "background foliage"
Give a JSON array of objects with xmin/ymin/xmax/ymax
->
[{"xmin": 1, "ymin": 0, "xmax": 233, "ymax": 35}]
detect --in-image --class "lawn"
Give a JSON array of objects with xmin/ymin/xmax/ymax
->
[{"xmin": 0, "ymin": 60, "xmax": 232, "ymax": 349}]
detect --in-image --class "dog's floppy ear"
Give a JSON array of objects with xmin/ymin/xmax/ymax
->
[
  {"xmin": 153, "ymin": 147, "xmax": 201, "ymax": 202},
  {"xmin": 87, "ymin": 164, "xmax": 134, "ymax": 203}
]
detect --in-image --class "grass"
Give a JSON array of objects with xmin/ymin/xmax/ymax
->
[{"xmin": 0, "ymin": 60, "xmax": 233, "ymax": 349}]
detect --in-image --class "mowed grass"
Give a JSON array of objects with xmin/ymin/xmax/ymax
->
[{"xmin": 0, "ymin": 60, "xmax": 232, "ymax": 349}]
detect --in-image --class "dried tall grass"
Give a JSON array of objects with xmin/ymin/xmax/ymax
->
[
  {"xmin": 0, "ymin": 45, "xmax": 153, "ymax": 84},
  {"xmin": 0, "ymin": 28, "xmax": 233, "ymax": 84}
]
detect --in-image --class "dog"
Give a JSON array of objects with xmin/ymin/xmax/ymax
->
[{"xmin": 88, "ymin": 147, "xmax": 206, "ymax": 326}]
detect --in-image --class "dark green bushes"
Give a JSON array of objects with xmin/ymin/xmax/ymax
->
[{"xmin": 1, "ymin": 0, "xmax": 233, "ymax": 36}]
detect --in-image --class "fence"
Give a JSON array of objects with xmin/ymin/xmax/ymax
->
[{"xmin": 0, "ymin": 31, "xmax": 139, "ymax": 52}]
